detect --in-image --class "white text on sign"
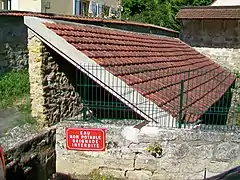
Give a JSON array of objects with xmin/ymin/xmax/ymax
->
[{"xmin": 69, "ymin": 131, "xmax": 102, "ymax": 148}]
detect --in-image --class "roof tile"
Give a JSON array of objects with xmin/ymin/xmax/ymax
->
[
  {"xmin": 44, "ymin": 22, "xmax": 236, "ymax": 123},
  {"xmin": 177, "ymin": 6, "xmax": 240, "ymax": 19}
]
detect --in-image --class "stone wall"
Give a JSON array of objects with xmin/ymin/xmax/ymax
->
[
  {"xmin": 28, "ymin": 32, "xmax": 83, "ymax": 126},
  {"xmin": 194, "ymin": 47, "xmax": 240, "ymax": 72},
  {"xmin": 179, "ymin": 19, "xmax": 240, "ymax": 72},
  {"xmin": 0, "ymin": 16, "xmax": 28, "ymax": 72},
  {"xmin": 0, "ymin": 125, "xmax": 56, "ymax": 180},
  {"xmin": 180, "ymin": 19, "xmax": 240, "ymax": 48},
  {"xmin": 56, "ymin": 121, "xmax": 240, "ymax": 180}
]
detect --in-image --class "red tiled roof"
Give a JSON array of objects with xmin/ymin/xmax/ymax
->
[
  {"xmin": 177, "ymin": 6, "xmax": 240, "ymax": 19},
  {"xmin": 44, "ymin": 22, "xmax": 236, "ymax": 123},
  {"xmin": 0, "ymin": 10, "xmax": 178, "ymax": 34}
]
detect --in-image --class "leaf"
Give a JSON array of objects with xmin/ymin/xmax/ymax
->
[{"xmin": 121, "ymin": 0, "xmax": 212, "ymax": 31}]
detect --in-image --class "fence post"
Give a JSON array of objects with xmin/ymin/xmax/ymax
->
[
  {"xmin": 179, "ymin": 80, "xmax": 184, "ymax": 128},
  {"xmin": 83, "ymin": 74, "xmax": 87, "ymax": 120}
]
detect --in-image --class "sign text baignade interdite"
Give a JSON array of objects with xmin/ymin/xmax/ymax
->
[{"xmin": 66, "ymin": 128, "xmax": 106, "ymax": 151}]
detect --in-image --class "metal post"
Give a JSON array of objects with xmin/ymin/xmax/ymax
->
[
  {"xmin": 83, "ymin": 74, "xmax": 87, "ymax": 120},
  {"xmin": 179, "ymin": 80, "xmax": 184, "ymax": 128},
  {"xmin": 204, "ymin": 168, "xmax": 206, "ymax": 180}
]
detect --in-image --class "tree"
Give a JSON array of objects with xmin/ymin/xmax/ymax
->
[{"xmin": 121, "ymin": 0, "xmax": 212, "ymax": 31}]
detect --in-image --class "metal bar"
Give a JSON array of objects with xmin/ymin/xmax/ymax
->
[
  {"xmin": 83, "ymin": 71, "xmax": 87, "ymax": 120},
  {"xmin": 179, "ymin": 80, "xmax": 184, "ymax": 128}
]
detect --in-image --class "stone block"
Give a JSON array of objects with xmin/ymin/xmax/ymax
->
[
  {"xmin": 188, "ymin": 144, "xmax": 214, "ymax": 159},
  {"xmin": 228, "ymin": 157, "xmax": 240, "ymax": 169},
  {"xmin": 157, "ymin": 130, "xmax": 179, "ymax": 141},
  {"xmin": 180, "ymin": 158, "xmax": 206, "ymax": 173},
  {"xmin": 214, "ymin": 142, "xmax": 239, "ymax": 161},
  {"xmin": 152, "ymin": 172, "xmax": 183, "ymax": 180},
  {"xmin": 206, "ymin": 161, "xmax": 229, "ymax": 173},
  {"xmin": 224, "ymin": 133, "xmax": 240, "ymax": 143},
  {"xmin": 157, "ymin": 157, "xmax": 181, "ymax": 173},
  {"xmin": 129, "ymin": 143, "xmax": 152, "ymax": 154},
  {"xmin": 201, "ymin": 132, "xmax": 225, "ymax": 142},
  {"xmin": 126, "ymin": 170, "xmax": 152, "ymax": 180},
  {"xmin": 167, "ymin": 143, "xmax": 190, "ymax": 159},
  {"xmin": 103, "ymin": 157, "xmax": 135, "ymax": 171},
  {"xmin": 186, "ymin": 172, "xmax": 206, "ymax": 180},
  {"xmin": 100, "ymin": 169, "xmax": 125, "ymax": 179},
  {"xmin": 56, "ymin": 156, "xmax": 105, "ymax": 176},
  {"xmin": 135, "ymin": 153, "xmax": 157, "ymax": 172},
  {"xmin": 178, "ymin": 131, "xmax": 201, "ymax": 142}
]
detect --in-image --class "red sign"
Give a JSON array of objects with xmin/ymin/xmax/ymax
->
[{"xmin": 66, "ymin": 128, "xmax": 106, "ymax": 151}]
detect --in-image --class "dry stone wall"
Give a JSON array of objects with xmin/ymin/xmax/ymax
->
[
  {"xmin": 28, "ymin": 32, "xmax": 83, "ymax": 126},
  {"xmin": 180, "ymin": 19, "xmax": 240, "ymax": 72},
  {"xmin": 56, "ymin": 121, "xmax": 240, "ymax": 180},
  {"xmin": 0, "ymin": 125, "xmax": 56, "ymax": 180},
  {"xmin": 0, "ymin": 16, "xmax": 28, "ymax": 72},
  {"xmin": 180, "ymin": 19, "xmax": 240, "ymax": 48},
  {"xmin": 194, "ymin": 47, "xmax": 240, "ymax": 72}
]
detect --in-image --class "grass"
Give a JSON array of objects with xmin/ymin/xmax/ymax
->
[{"xmin": 0, "ymin": 70, "xmax": 36, "ymax": 125}]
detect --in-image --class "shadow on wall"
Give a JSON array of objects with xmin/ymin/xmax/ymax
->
[
  {"xmin": 51, "ymin": 46, "xmax": 143, "ymax": 121},
  {"xmin": 180, "ymin": 19, "xmax": 240, "ymax": 48},
  {"xmin": 200, "ymin": 83, "xmax": 234, "ymax": 125},
  {"xmin": 0, "ymin": 16, "xmax": 28, "ymax": 74}
]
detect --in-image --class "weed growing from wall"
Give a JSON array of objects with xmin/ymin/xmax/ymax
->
[{"xmin": 146, "ymin": 142, "xmax": 163, "ymax": 158}]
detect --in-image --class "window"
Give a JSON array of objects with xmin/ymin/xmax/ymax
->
[
  {"xmin": 97, "ymin": 3, "xmax": 103, "ymax": 17},
  {"xmin": 1, "ymin": 0, "xmax": 11, "ymax": 10},
  {"xmin": 91, "ymin": 1, "xmax": 97, "ymax": 17},
  {"xmin": 81, "ymin": 0, "xmax": 89, "ymax": 16},
  {"xmin": 75, "ymin": 0, "xmax": 81, "ymax": 15}
]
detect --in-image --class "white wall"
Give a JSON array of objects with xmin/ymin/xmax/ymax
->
[
  {"xmin": 11, "ymin": 0, "xmax": 19, "ymax": 10},
  {"xmin": 19, "ymin": 0, "xmax": 42, "ymax": 12},
  {"xmin": 211, "ymin": 0, "xmax": 240, "ymax": 6}
]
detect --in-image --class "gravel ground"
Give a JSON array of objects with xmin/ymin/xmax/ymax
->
[
  {"xmin": 0, "ymin": 107, "xmax": 25, "ymax": 136},
  {"xmin": 0, "ymin": 107, "xmax": 39, "ymax": 151}
]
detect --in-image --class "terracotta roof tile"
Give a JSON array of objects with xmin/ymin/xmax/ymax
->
[
  {"xmin": 0, "ymin": 10, "xmax": 178, "ymax": 34},
  {"xmin": 44, "ymin": 22, "xmax": 236, "ymax": 123},
  {"xmin": 177, "ymin": 6, "xmax": 240, "ymax": 19}
]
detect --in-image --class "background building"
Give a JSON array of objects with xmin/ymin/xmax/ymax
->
[{"xmin": 0, "ymin": 0, "xmax": 121, "ymax": 18}]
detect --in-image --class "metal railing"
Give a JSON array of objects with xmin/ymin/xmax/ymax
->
[{"xmin": 70, "ymin": 64, "xmax": 240, "ymax": 130}]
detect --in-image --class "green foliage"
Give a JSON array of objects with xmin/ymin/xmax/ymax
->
[
  {"xmin": 0, "ymin": 70, "xmax": 30, "ymax": 107},
  {"xmin": 146, "ymin": 142, "xmax": 163, "ymax": 158},
  {"xmin": 236, "ymin": 72, "xmax": 240, "ymax": 79},
  {"xmin": 122, "ymin": 0, "xmax": 212, "ymax": 31},
  {"xmin": 0, "ymin": 70, "xmax": 35, "ymax": 125}
]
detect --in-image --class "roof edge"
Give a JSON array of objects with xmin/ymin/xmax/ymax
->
[
  {"xmin": 176, "ymin": 6, "xmax": 240, "ymax": 19},
  {"xmin": 24, "ymin": 16, "xmax": 175, "ymax": 125},
  {"xmin": 179, "ymin": 5, "xmax": 240, "ymax": 10},
  {"xmin": 1, "ymin": 10, "xmax": 179, "ymax": 34}
]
